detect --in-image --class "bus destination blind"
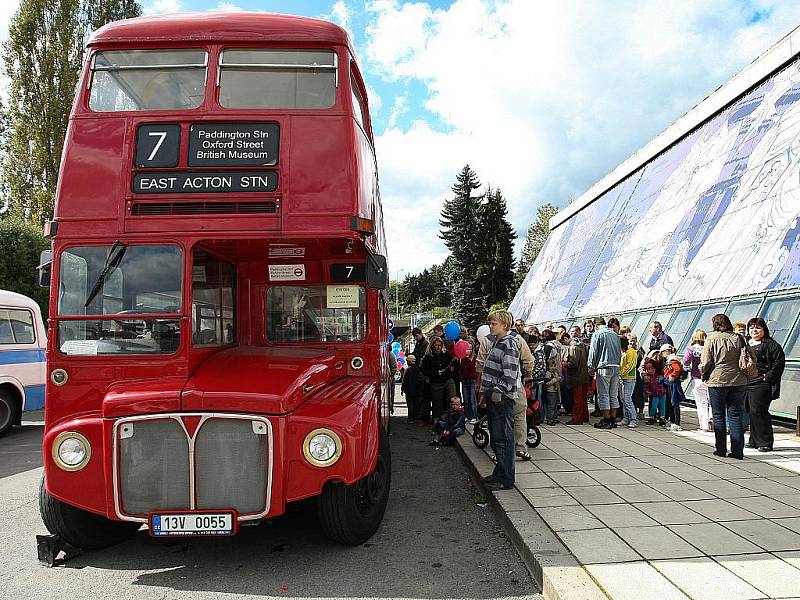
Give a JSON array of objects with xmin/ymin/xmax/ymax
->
[
  {"xmin": 188, "ymin": 123, "xmax": 279, "ymax": 166},
  {"xmin": 133, "ymin": 171, "xmax": 278, "ymax": 194}
]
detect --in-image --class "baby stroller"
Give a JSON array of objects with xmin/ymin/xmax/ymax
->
[{"xmin": 471, "ymin": 386, "xmax": 541, "ymax": 449}]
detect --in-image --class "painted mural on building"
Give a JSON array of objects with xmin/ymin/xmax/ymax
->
[{"xmin": 510, "ymin": 57, "xmax": 800, "ymax": 324}]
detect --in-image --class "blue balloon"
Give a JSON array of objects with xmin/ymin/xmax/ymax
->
[
  {"xmin": 444, "ymin": 320, "xmax": 461, "ymax": 340},
  {"xmin": 388, "ymin": 332, "xmax": 394, "ymax": 343},
  {"xmin": 392, "ymin": 346, "xmax": 400, "ymax": 356}
]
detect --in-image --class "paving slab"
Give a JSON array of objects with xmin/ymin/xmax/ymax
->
[
  {"xmin": 632, "ymin": 501, "xmax": 712, "ymax": 524},
  {"xmin": 666, "ymin": 465, "xmax": 719, "ymax": 481},
  {"xmin": 638, "ymin": 455, "xmax": 688, "ymax": 468},
  {"xmin": 736, "ymin": 477, "xmax": 800, "ymax": 496},
  {"xmin": 521, "ymin": 488, "xmax": 580, "ymax": 508},
  {"xmin": 715, "ymin": 553, "xmax": 800, "ymax": 598},
  {"xmin": 565, "ymin": 484, "xmax": 624, "ymax": 505},
  {"xmin": 615, "ymin": 525, "xmax": 705, "ymax": 560},
  {"xmin": 769, "ymin": 475, "xmax": 800, "ymax": 490},
  {"xmin": 537, "ymin": 459, "xmax": 581, "ymax": 472},
  {"xmin": 547, "ymin": 470, "xmax": 600, "ymax": 487},
  {"xmin": 773, "ymin": 494, "xmax": 800, "ymax": 509},
  {"xmin": 669, "ymin": 522, "xmax": 762, "ymax": 555},
  {"xmin": 679, "ymin": 499, "xmax": 758, "ymax": 521},
  {"xmin": 586, "ymin": 561, "xmax": 690, "ymax": 600},
  {"xmin": 775, "ymin": 517, "xmax": 800, "ymax": 535},
  {"xmin": 607, "ymin": 483, "xmax": 665, "ymax": 503},
  {"xmin": 650, "ymin": 557, "xmax": 763, "ymax": 600},
  {"xmin": 648, "ymin": 482, "xmax": 715, "ymax": 501},
  {"xmin": 728, "ymin": 496, "xmax": 800, "ymax": 519},
  {"xmin": 776, "ymin": 549, "xmax": 800, "ymax": 570},
  {"xmin": 721, "ymin": 519, "xmax": 800, "ymax": 551},
  {"xmin": 587, "ymin": 503, "xmax": 659, "ymax": 528},
  {"xmin": 536, "ymin": 505, "xmax": 606, "ymax": 532},
  {"xmin": 690, "ymin": 479, "xmax": 761, "ymax": 498},
  {"xmin": 627, "ymin": 467, "xmax": 682, "ymax": 484},
  {"xmin": 567, "ymin": 458, "xmax": 613, "ymax": 471},
  {"xmin": 515, "ymin": 472, "xmax": 560, "ymax": 489},
  {"xmin": 558, "ymin": 528, "xmax": 641, "ymax": 564},
  {"xmin": 589, "ymin": 469, "xmax": 641, "ymax": 485}
]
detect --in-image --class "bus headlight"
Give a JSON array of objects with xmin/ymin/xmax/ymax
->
[
  {"xmin": 52, "ymin": 432, "xmax": 91, "ymax": 471},
  {"xmin": 303, "ymin": 428, "xmax": 342, "ymax": 467}
]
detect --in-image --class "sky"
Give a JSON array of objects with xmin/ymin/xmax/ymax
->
[{"xmin": 2, "ymin": 1, "xmax": 800, "ymax": 279}]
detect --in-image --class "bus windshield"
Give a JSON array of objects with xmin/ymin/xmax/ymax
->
[
  {"xmin": 57, "ymin": 245, "xmax": 182, "ymax": 356},
  {"xmin": 89, "ymin": 49, "xmax": 207, "ymax": 111},
  {"xmin": 267, "ymin": 285, "xmax": 365, "ymax": 342}
]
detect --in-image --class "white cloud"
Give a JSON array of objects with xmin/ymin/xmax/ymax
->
[
  {"xmin": 365, "ymin": 83, "xmax": 383, "ymax": 114},
  {"xmin": 325, "ymin": 1, "xmax": 354, "ymax": 41},
  {"xmin": 366, "ymin": 0, "xmax": 800, "ymax": 275},
  {"xmin": 143, "ymin": 0, "xmax": 182, "ymax": 15},
  {"xmin": 386, "ymin": 95, "xmax": 406, "ymax": 128},
  {"xmin": 212, "ymin": 2, "xmax": 242, "ymax": 10}
]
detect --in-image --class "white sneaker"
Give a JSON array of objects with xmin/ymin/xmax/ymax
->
[
  {"xmin": 670, "ymin": 423, "xmax": 682, "ymax": 431},
  {"xmin": 628, "ymin": 421, "xmax": 638, "ymax": 428},
  {"xmin": 620, "ymin": 419, "xmax": 629, "ymax": 426},
  {"xmin": 469, "ymin": 418, "xmax": 479, "ymax": 425}
]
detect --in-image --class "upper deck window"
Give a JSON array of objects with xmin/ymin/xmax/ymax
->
[
  {"xmin": 89, "ymin": 49, "xmax": 207, "ymax": 112},
  {"xmin": 219, "ymin": 49, "xmax": 337, "ymax": 109}
]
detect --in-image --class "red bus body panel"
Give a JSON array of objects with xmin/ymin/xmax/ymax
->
[{"xmin": 43, "ymin": 13, "xmax": 389, "ymax": 525}]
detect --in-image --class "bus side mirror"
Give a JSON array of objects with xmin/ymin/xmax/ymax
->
[
  {"xmin": 38, "ymin": 250, "xmax": 52, "ymax": 288},
  {"xmin": 366, "ymin": 254, "xmax": 388, "ymax": 289}
]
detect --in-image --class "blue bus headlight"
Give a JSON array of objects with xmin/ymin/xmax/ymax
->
[
  {"xmin": 303, "ymin": 428, "xmax": 342, "ymax": 467},
  {"xmin": 53, "ymin": 432, "xmax": 91, "ymax": 471}
]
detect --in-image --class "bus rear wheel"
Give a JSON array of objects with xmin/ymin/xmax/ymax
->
[
  {"xmin": 39, "ymin": 477, "xmax": 140, "ymax": 550},
  {"xmin": 318, "ymin": 429, "xmax": 391, "ymax": 545}
]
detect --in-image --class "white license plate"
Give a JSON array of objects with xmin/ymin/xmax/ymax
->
[{"xmin": 149, "ymin": 512, "xmax": 235, "ymax": 537}]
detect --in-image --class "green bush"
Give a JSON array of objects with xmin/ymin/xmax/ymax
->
[{"xmin": 0, "ymin": 218, "xmax": 49, "ymax": 317}]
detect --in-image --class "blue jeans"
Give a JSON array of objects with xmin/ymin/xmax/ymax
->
[
  {"xmin": 620, "ymin": 379, "xmax": 637, "ymax": 422},
  {"xmin": 595, "ymin": 367, "xmax": 620, "ymax": 410},
  {"xmin": 485, "ymin": 390, "xmax": 515, "ymax": 486},
  {"xmin": 462, "ymin": 380, "xmax": 477, "ymax": 420},
  {"xmin": 709, "ymin": 385, "xmax": 746, "ymax": 457}
]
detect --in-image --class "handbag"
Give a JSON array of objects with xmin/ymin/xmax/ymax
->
[{"xmin": 737, "ymin": 335, "xmax": 758, "ymax": 380}]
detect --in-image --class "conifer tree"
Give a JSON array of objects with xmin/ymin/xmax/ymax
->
[
  {"xmin": 514, "ymin": 203, "xmax": 559, "ymax": 288},
  {"xmin": 439, "ymin": 165, "xmax": 485, "ymax": 327},
  {"xmin": 1, "ymin": 0, "xmax": 141, "ymax": 224},
  {"xmin": 476, "ymin": 187, "xmax": 516, "ymax": 307}
]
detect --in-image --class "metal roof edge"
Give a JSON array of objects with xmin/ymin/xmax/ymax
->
[{"xmin": 549, "ymin": 24, "xmax": 800, "ymax": 231}]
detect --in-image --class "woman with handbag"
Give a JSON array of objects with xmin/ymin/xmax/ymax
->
[
  {"xmin": 744, "ymin": 318, "xmax": 786, "ymax": 452},
  {"xmin": 700, "ymin": 314, "xmax": 752, "ymax": 459}
]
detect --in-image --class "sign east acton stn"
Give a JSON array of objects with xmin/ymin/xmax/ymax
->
[
  {"xmin": 133, "ymin": 171, "xmax": 278, "ymax": 194},
  {"xmin": 188, "ymin": 123, "xmax": 279, "ymax": 167}
]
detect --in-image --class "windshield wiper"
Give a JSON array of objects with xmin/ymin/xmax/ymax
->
[{"xmin": 84, "ymin": 241, "xmax": 127, "ymax": 308}]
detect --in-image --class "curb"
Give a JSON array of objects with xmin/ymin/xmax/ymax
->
[{"xmin": 455, "ymin": 435, "xmax": 609, "ymax": 600}]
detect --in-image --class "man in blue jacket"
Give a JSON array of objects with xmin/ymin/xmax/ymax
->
[{"xmin": 587, "ymin": 317, "xmax": 622, "ymax": 429}]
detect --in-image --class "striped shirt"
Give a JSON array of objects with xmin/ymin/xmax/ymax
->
[{"xmin": 480, "ymin": 333, "xmax": 521, "ymax": 399}]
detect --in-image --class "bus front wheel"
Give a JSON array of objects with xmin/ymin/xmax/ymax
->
[
  {"xmin": 318, "ymin": 429, "xmax": 391, "ymax": 545},
  {"xmin": 0, "ymin": 388, "xmax": 19, "ymax": 436},
  {"xmin": 39, "ymin": 477, "xmax": 140, "ymax": 550}
]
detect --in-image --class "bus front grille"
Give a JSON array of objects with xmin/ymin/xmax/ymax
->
[{"xmin": 116, "ymin": 415, "xmax": 271, "ymax": 519}]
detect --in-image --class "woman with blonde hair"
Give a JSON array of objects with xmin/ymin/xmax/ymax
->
[{"xmin": 684, "ymin": 329, "xmax": 711, "ymax": 431}]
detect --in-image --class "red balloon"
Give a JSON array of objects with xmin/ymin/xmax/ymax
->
[
  {"xmin": 398, "ymin": 352, "xmax": 406, "ymax": 360},
  {"xmin": 454, "ymin": 339, "xmax": 471, "ymax": 359}
]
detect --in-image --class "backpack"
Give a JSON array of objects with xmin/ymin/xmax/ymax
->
[{"xmin": 531, "ymin": 347, "xmax": 547, "ymax": 382}]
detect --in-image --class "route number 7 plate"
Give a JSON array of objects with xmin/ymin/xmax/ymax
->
[{"xmin": 149, "ymin": 511, "xmax": 236, "ymax": 537}]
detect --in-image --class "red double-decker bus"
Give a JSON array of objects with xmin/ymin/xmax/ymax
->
[{"xmin": 37, "ymin": 12, "xmax": 391, "ymax": 549}]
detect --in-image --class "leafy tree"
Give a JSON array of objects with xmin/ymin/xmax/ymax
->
[
  {"xmin": 476, "ymin": 186, "xmax": 516, "ymax": 307},
  {"xmin": 439, "ymin": 165, "xmax": 485, "ymax": 328},
  {"xmin": 0, "ymin": 218, "xmax": 49, "ymax": 315},
  {"xmin": 2, "ymin": 0, "xmax": 141, "ymax": 224},
  {"xmin": 514, "ymin": 203, "xmax": 558, "ymax": 288}
]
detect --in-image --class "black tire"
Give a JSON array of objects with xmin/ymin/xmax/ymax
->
[
  {"xmin": 526, "ymin": 426, "xmax": 541, "ymax": 448},
  {"xmin": 0, "ymin": 388, "xmax": 20, "ymax": 437},
  {"xmin": 318, "ymin": 428, "xmax": 391, "ymax": 545},
  {"xmin": 39, "ymin": 477, "xmax": 140, "ymax": 550},
  {"xmin": 472, "ymin": 426, "xmax": 489, "ymax": 449}
]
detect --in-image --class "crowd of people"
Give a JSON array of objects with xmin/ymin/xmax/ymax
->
[{"xmin": 398, "ymin": 310, "xmax": 787, "ymax": 490}]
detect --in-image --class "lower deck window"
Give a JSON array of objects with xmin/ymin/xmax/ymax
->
[{"xmin": 267, "ymin": 285, "xmax": 365, "ymax": 342}]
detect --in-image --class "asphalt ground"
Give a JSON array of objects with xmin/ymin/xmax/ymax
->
[{"xmin": 1, "ymin": 404, "xmax": 541, "ymax": 600}]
